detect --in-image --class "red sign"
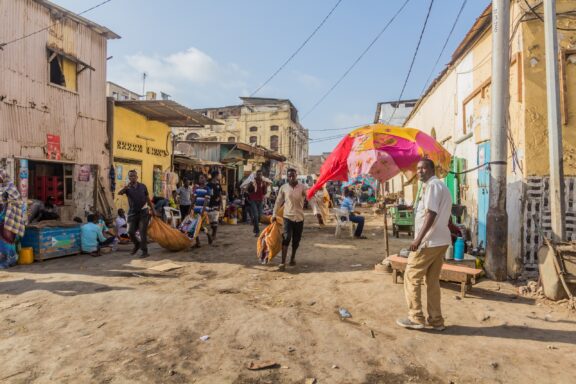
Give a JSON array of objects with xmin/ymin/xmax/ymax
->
[{"xmin": 47, "ymin": 134, "xmax": 61, "ymax": 160}]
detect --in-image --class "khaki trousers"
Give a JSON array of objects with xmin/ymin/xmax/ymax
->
[{"xmin": 403, "ymin": 245, "xmax": 448, "ymax": 327}]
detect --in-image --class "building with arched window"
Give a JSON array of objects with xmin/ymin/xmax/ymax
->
[{"xmin": 176, "ymin": 97, "xmax": 309, "ymax": 175}]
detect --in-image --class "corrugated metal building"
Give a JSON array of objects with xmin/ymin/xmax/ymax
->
[{"xmin": 0, "ymin": 0, "xmax": 119, "ymax": 219}]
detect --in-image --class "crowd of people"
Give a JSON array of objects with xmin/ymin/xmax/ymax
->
[{"xmin": 1, "ymin": 158, "xmax": 456, "ymax": 331}]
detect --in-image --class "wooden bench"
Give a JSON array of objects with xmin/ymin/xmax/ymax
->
[{"xmin": 388, "ymin": 255, "xmax": 483, "ymax": 298}]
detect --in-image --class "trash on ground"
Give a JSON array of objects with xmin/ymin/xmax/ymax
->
[
  {"xmin": 350, "ymin": 264, "xmax": 362, "ymax": 267},
  {"xmin": 246, "ymin": 360, "xmax": 280, "ymax": 370},
  {"xmin": 148, "ymin": 262, "xmax": 184, "ymax": 272},
  {"xmin": 338, "ymin": 308, "xmax": 352, "ymax": 318},
  {"xmin": 199, "ymin": 335, "xmax": 210, "ymax": 342}
]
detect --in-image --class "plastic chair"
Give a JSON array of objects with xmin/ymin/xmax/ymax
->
[
  {"xmin": 163, "ymin": 207, "xmax": 182, "ymax": 228},
  {"xmin": 332, "ymin": 208, "xmax": 355, "ymax": 238}
]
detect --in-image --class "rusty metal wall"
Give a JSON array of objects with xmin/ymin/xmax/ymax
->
[
  {"xmin": 0, "ymin": 0, "xmax": 109, "ymax": 168},
  {"xmin": 175, "ymin": 142, "xmax": 221, "ymax": 162}
]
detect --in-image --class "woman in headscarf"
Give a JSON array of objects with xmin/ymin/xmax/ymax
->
[{"xmin": 0, "ymin": 169, "xmax": 26, "ymax": 268}]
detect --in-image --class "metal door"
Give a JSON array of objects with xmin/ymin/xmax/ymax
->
[{"xmin": 477, "ymin": 141, "xmax": 490, "ymax": 247}]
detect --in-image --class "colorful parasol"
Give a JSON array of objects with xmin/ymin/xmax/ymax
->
[{"xmin": 307, "ymin": 124, "xmax": 451, "ymax": 199}]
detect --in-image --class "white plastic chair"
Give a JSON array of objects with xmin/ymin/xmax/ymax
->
[
  {"xmin": 332, "ymin": 208, "xmax": 355, "ymax": 238},
  {"xmin": 164, "ymin": 207, "xmax": 182, "ymax": 228}
]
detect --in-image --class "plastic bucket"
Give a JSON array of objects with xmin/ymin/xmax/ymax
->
[
  {"xmin": 228, "ymin": 218, "xmax": 237, "ymax": 225},
  {"xmin": 18, "ymin": 247, "xmax": 34, "ymax": 265}
]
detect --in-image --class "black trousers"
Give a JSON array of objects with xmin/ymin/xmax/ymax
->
[
  {"xmin": 128, "ymin": 211, "xmax": 150, "ymax": 253},
  {"xmin": 282, "ymin": 218, "xmax": 304, "ymax": 250},
  {"xmin": 180, "ymin": 204, "xmax": 191, "ymax": 218}
]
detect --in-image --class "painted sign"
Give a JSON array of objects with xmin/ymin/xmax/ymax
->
[
  {"xmin": 46, "ymin": 134, "xmax": 61, "ymax": 160},
  {"xmin": 78, "ymin": 165, "xmax": 91, "ymax": 182}
]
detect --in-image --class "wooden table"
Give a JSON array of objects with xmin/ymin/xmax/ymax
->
[{"xmin": 388, "ymin": 254, "xmax": 483, "ymax": 298}]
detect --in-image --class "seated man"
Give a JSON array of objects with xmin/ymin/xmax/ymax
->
[
  {"xmin": 115, "ymin": 208, "xmax": 130, "ymax": 242},
  {"xmin": 81, "ymin": 214, "xmax": 115, "ymax": 256},
  {"xmin": 38, "ymin": 196, "xmax": 60, "ymax": 222},
  {"xmin": 341, "ymin": 190, "xmax": 367, "ymax": 239}
]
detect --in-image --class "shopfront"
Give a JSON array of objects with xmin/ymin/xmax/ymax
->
[{"xmin": 110, "ymin": 100, "xmax": 219, "ymax": 211}]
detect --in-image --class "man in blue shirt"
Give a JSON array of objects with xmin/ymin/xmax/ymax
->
[
  {"xmin": 341, "ymin": 189, "xmax": 366, "ymax": 239},
  {"xmin": 81, "ymin": 214, "xmax": 114, "ymax": 256}
]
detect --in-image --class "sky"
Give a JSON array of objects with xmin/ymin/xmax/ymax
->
[{"xmin": 53, "ymin": 0, "xmax": 491, "ymax": 154}]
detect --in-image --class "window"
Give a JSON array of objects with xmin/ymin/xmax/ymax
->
[
  {"xmin": 270, "ymin": 135, "xmax": 279, "ymax": 151},
  {"xmin": 270, "ymin": 125, "xmax": 279, "ymax": 131},
  {"xmin": 186, "ymin": 133, "xmax": 200, "ymax": 140},
  {"xmin": 64, "ymin": 164, "xmax": 74, "ymax": 203},
  {"xmin": 249, "ymin": 136, "xmax": 257, "ymax": 144},
  {"xmin": 48, "ymin": 52, "xmax": 77, "ymax": 91},
  {"xmin": 249, "ymin": 126, "xmax": 258, "ymax": 132},
  {"xmin": 228, "ymin": 136, "xmax": 236, "ymax": 142}
]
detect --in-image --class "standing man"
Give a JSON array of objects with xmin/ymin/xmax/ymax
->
[
  {"xmin": 177, "ymin": 179, "xmax": 193, "ymax": 219},
  {"xmin": 248, "ymin": 170, "xmax": 267, "ymax": 237},
  {"xmin": 191, "ymin": 174, "xmax": 213, "ymax": 246},
  {"xmin": 273, "ymin": 168, "xmax": 307, "ymax": 271},
  {"xmin": 118, "ymin": 170, "xmax": 155, "ymax": 258},
  {"xmin": 396, "ymin": 159, "xmax": 452, "ymax": 331},
  {"xmin": 207, "ymin": 170, "xmax": 223, "ymax": 240}
]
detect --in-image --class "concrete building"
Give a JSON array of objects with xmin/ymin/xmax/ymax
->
[
  {"xmin": 175, "ymin": 97, "xmax": 309, "ymax": 176},
  {"xmin": 390, "ymin": 1, "xmax": 576, "ymax": 275},
  {"xmin": 108, "ymin": 99, "xmax": 217, "ymax": 212},
  {"xmin": 307, "ymin": 153, "xmax": 331, "ymax": 175},
  {"xmin": 0, "ymin": 0, "xmax": 119, "ymax": 219},
  {"xmin": 106, "ymin": 81, "xmax": 141, "ymax": 101},
  {"xmin": 374, "ymin": 99, "xmax": 418, "ymax": 126}
]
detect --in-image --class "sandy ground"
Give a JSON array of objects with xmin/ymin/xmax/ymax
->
[{"xmin": 1, "ymin": 211, "xmax": 575, "ymax": 384}]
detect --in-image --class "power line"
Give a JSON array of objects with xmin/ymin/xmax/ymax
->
[
  {"xmin": 522, "ymin": 0, "xmax": 576, "ymax": 31},
  {"xmin": 302, "ymin": 0, "xmax": 412, "ymax": 120},
  {"xmin": 420, "ymin": 0, "xmax": 467, "ymax": 95},
  {"xmin": 388, "ymin": 0, "xmax": 435, "ymax": 124},
  {"xmin": 0, "ymin": 0, "xmax": 114, "ymax": 50},
  {"xmin": 308, "ymin": 123, "xmax": 366, "ymax": 132},
  {"xmin": 250, "ymin": 0, "xmax": 344, "ymax": 97}
]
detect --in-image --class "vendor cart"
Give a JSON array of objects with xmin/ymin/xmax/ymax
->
[{"xmin": 388, "ymin": 205, "xmax": 414, "ymax": 238}]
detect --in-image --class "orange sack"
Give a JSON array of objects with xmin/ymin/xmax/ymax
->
[
  {"xmin": 148, "ymin": 216, "xmax": 192, "ymax": 252},
  {"xmin": 256, "ymin": 207, "xmax": 284, "ymax": 264}
]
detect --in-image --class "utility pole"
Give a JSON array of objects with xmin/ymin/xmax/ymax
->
[
  {"xmin": 485, "ymin": 0, "xmax": 510, "ymax": 281},
  {"xmin": 543, "ymin": 0, "xmax": 566, "ymax": 242}
]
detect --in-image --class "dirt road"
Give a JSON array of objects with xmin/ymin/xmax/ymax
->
[{"xmin": 1, "ymin": 213, "xmax": 575, "ymax": 383}]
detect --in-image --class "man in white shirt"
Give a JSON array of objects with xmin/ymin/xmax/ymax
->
[
  {"xmin": 273, "ymin": 168, "xmax": 307, "ymax": 271},
  {"xmin": 397, "ymin": 158, "xmax": 453, "ymax": 331}
]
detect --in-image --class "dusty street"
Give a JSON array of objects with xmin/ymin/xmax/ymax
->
[{"xmin": 1, "ymin": 213, "xmax": 575, "ymax": 384}]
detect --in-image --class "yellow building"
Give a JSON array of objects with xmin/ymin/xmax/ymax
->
[
  {"xmin": 392, "ymin": 0, "xmax": 576, "ymax": 275},
  {"xmin": 110, "ymin": 100, "xmax": 216, "ymax": 212}
]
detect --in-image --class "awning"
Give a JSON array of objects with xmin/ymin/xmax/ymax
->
[
  {"xmin": 116, "ymin": 100, "xmax": 222, "ymax": 127},
  {"xmin": 47, "ymin": 45, "xmax": 95, "ymax": 74},
  {"xmin": 173, "ymin": 155, "xmax": 233, "ymax": 168}
]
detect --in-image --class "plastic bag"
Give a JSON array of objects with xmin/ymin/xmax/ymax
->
[{"xmin": 148, "ymin": 216, "xmax": 192, "ymax": 252}]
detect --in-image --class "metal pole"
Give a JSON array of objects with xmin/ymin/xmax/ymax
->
[
  {"xmin": 543, "ymin": 0, "xmax": 566, "ymax": 242},
  {"xmin": 485, "ymin": 0, "xmax": 510, "ymax": 281},
  {"xmin": 383, "ymin": 201, "xmax": 389, "ymax": 258}
]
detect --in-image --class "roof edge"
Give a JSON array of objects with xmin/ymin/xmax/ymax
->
[{"xmin": 35, "ymin": 0, "xmax": 121, "ymax": 39}]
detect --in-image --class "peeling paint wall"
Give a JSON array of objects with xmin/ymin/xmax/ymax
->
[{"xmin": 522, "ymin": 0, "xmax": 576, "ymax": 176}]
